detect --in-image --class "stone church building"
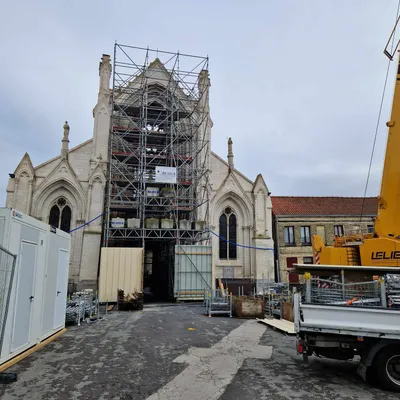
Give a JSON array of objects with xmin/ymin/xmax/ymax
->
[{"xmin": 5, "ymin": 54, "xmax": 274, "ymax": 290}]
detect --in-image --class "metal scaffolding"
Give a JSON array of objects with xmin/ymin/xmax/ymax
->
[{"xmin": 104, "ymin": 43, "xmax": 211, "ymax": 247}]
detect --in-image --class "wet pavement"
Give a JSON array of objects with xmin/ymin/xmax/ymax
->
[
  {"xmin": 222, "ymin": 326, "xmax": 399, "ymax": 400},
  {"xmin": 0, "ymin": 304, "xmax": 398, "ymax": 399}
]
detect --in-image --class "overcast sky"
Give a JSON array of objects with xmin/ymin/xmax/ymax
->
[{"xmin": 1, "ymin": 0, "xmax": 399, "ymax": 206}]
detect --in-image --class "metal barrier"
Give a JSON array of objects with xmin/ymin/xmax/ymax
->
[
  {"xmin": 386, "ymin": 274, "xmax": 400, "ymax": 308},
  {"xmin": 264, "ymin": 293, "xmax": 284, "ymax": 318},
  {"xmin": 262, "ymin": 283, "xmax": 290, "ymax": 318},
  {"xmin": 305, "ymin": 277, "xmax": 387, "ymax": 308},
  {"xmin": 204, "ymin": 289, "xmax": 232, "ymax": 317},
  {"xmin": 0, "ymin": 245, "xmax": 16, "ymax": 348},
  {"xmin": 66, "ymin": 290, "xmax": 99, "ymax": 325}
]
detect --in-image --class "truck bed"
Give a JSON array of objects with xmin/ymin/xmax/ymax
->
[{"xmin": 295, "ymin": 293, "xmax": 400, "ymax": 339}]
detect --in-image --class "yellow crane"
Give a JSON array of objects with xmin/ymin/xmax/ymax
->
[{"xmin": 313, "ymin": 17, "xmax": 400, "ymax": 267}]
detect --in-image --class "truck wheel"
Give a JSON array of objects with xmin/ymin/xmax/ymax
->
[{"xmin": 374, "ymin": 345, "xmax": 400, "ymax": 392}]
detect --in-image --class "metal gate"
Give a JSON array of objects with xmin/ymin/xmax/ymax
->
[{"xmin": 174, "ymin": 245, "xmax": 212, "ymax": 300}]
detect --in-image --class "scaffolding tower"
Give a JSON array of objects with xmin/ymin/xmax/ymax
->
[{"xmin": 104, "ymin": 44, "xmax": 211, "ymax": 247}]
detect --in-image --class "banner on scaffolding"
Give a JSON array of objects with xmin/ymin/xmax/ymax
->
[{"xmin": 155, "ymin": 166, "xmax": 177, "ymax": 183}]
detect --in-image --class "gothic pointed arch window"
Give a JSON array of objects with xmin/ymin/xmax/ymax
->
[
  {"xmin": 219, "ymin": 207, "xmax": 237, "ymax": 260},
  {"xmin": 49, "ymin": 198, "xmax": 71, "ymax": 233}
]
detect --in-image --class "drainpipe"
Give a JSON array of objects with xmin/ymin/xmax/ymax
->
[
  {"xmin": 248, "ymin": 226, "xmax": 252, "ymax": 279},
  {"xmin": 275, "ymin": 215, "xmax": 281, "ymax": 282}
]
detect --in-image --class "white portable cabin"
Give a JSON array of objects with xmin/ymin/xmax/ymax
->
[{"xmin": 0, "ymin": 208, "xmax": 71, "ymax": 365}]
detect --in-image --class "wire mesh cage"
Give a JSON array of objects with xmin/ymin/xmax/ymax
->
[
  {"xmin": 204, "ymin": 289, "xmax": 232, "ymax": 317},
  {"xmin": 386, "ymin": 274, "xmax": 400, "ymax": 308},
  {"xmin": 307, "ymin": 277, "xmax": 383, "ymax": 308},
  {"xmin": 0, "ymin": 245, "xmax": 16, "ymax": 346},
  {"xmin": 66, "ymin": 290, "xmax": 98, "ymax": 325}
]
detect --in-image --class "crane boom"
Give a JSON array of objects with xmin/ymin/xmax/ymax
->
[
  {"xmin": 375, "ymin": 53, "xmax": 400, "ymax": 238},
  {"xmin": 312, "ymin": 48, "xmax": 400, "ymax": 267}
]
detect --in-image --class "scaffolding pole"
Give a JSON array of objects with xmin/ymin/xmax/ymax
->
[{"xmin": 104, "ymin": 43, "xmax": 211, "ymax": 248}]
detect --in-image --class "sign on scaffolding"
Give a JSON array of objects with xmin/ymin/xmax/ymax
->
[{"xmin": 155, "ymin": 166, "xmax": 177, "ymax": 183}]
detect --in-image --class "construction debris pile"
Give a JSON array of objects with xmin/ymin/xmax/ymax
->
[{"xmin": 117, "ymin": 289, "xmax": 144, "ymax": 311}]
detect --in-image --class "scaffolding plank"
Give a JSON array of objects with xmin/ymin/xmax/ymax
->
[{"xmin": 256, "ymin": 318, "xmax": 296, "ymax": 335}]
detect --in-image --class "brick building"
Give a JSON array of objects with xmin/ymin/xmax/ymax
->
[{"xmin": 271, "ymin": 196, "xmax": 378, "ymax": 283}]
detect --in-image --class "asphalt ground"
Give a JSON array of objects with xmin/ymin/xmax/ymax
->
[{"xmin": 0, "ymin": 304, "xmax": 398, "ymax": 400}]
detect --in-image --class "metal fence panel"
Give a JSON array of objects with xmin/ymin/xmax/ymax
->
[
  {"xmin": 174, "ymin": 245, "xmax": 212, "ymax": 300},
  {"xmin": 307, "ymin": 278, "xmax": 386, "ymax": 308},
  {"xmin": 0, "ymin": 244, "xmax": 16, "ymax": 349},
  {"xmin": 204, "ymin": 289, "xmax": 232, "ymax": 317}
]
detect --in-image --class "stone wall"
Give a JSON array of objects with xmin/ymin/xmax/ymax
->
[
  {"xmin": 275, "ymin": 215, "xmax": 375, "ymax": 282},
  {"xmin": 210, "ymin": 154, "xmax": 274, "ymax": 283}
]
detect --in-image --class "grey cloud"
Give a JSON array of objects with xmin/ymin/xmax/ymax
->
[{"xmin": 0, "ymin": 0, "xmax": 398, "ymax": 206}]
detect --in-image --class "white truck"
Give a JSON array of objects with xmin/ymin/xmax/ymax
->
[{"xmin": 294, "ymin": 263, "xmax": 400, "ymax": 392}]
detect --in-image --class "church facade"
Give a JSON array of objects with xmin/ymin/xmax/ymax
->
[{"xmin": 5, "ymin": 54, "xmax": 274, "ymax": 290}]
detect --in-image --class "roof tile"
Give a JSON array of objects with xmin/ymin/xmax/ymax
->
[{"xmin": 271, "ymin": 196, "xmax": 378, "ymax": 216}]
